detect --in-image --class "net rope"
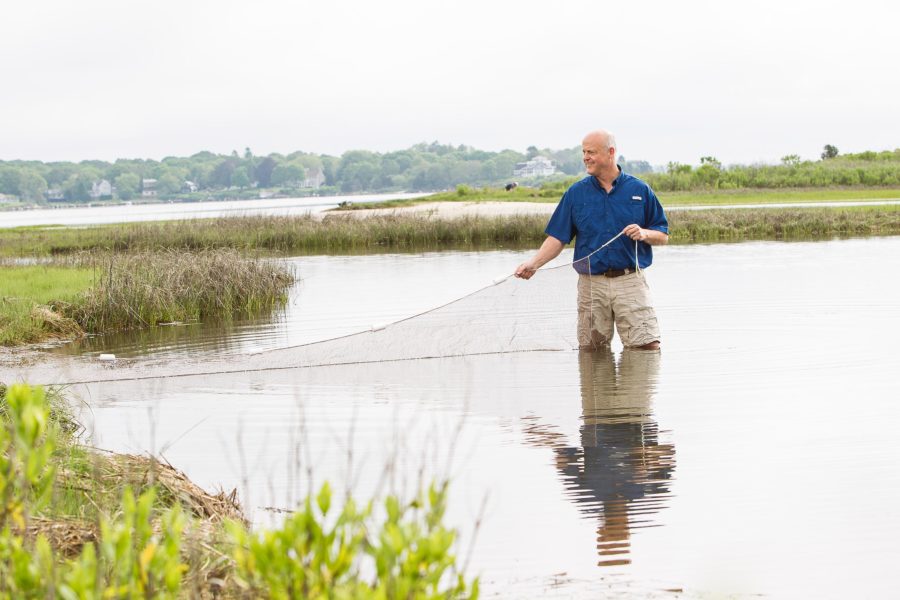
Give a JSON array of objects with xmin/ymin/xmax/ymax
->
[{"xmin": 8, "ymin": 232, "xmax": 641, "ymax": 385}]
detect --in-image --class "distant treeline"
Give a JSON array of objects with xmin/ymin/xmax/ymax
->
[
  {"xmin": 531, "ymin": 148, "xmax": 900, "ymax": 197},
  {"xmin": 1, "ymin": 144, "xmax": 897, "ymax": 205},
  {"xmin": 0, "ymin": 143, "xmax": 592, "ymax": 205},
  {"xmin": 643, "ymin": 149, "xmax": 900, "ymax": 191}
]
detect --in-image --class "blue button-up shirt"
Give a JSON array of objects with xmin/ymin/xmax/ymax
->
[{"xmin": 545, "ymin": 170, "xmax": 668, "ymax": 274}]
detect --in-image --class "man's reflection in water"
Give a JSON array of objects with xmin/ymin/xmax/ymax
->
[{"xmin": 523, "ymin": 349, "xmax": 675, "ymax": 567}]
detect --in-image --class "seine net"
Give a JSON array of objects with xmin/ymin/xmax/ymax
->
[{"xmin": 9, "ymin": 234, "xmax": 645, "ymax": 384}]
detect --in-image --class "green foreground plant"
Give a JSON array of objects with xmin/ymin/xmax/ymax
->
[
  {"xmin": 229, "ymin": 480, "xmax": 476, "ymax": 599},
  {"xmin": 0, "ymin": 384, "xmax": 478, "ymax": 598}
]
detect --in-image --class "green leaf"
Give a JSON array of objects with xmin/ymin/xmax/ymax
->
[{"xmin": 317, "ymin": 481, "xmax": 332, "ymax": 516}]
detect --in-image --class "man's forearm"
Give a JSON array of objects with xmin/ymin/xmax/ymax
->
[
  {"xmin": 515, "ymin": 236, "xmax": 565, "ymax": 279},
  {"xmin": 643, "ymin": 229, "xmax": 669, "ymax": 246},
  {"xmin": 624, "ymin": 224, "xmax": 668, "ymax": 246},
  {"xmin": 531, "ymin": 236, "xmax": 565, "ymax": 269}
]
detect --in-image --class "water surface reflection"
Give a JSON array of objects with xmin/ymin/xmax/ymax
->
[
  {"xmin": 8, "ymin": 237, "xmax": 900, "ymax": 599},
  {"xmin": 525, "ymin": 350, "xmax": 674, "ymax": 567}
]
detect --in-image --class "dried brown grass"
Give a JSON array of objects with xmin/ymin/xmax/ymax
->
[{"xmin": 39, "ymin": 449, "xmax": 246, "ymax": 594}]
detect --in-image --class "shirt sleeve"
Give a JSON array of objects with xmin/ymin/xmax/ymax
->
[
  {"xmin": 644, "ymin": 186, "xmax": 669, "ymax": 234},
  {"xmin": 545, "ymin": 190, "xmax": 576, "ymax": 244}
]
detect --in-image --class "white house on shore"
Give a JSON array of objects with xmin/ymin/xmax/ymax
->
[
  {"xmin": 302, "ymin": 168, "xmax": 326, "ymax": 189},
  {"xmin": 90, "ymin": 179, "xmax": 113, "ymax": 199},
  {"xmin": 142, "ymin": 179, "xmax": 157, "ymax": 197},
  {"xmin": 513, "ymin": 156, "xmax": 556, "ymax": 178}
]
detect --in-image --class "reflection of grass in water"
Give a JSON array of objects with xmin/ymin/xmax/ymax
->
[
  {"xmin": 2, "ymin": 206, "xmax": 899, "ymax": 259},
  {"xmin": 52, "ymin": 318, "xmax": 254, "ymax": 358}
]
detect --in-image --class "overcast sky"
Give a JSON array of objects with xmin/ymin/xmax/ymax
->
[{"xmin": 2, "ymin": 0, "xmax": 898, "ymax": 166}]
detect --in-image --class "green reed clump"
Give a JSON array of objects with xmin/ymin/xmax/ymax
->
[{"xmin": 64, "ymin": 249, "xmax": 295, "ymax": 332}]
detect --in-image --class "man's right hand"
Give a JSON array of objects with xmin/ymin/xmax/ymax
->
[
  {"xmin": 515, "ymin": 261, "xmax": 537, "ymax": 279},
  {"xmin": 515, "ymin": 236, "xmax": 565, "ymax": 280}
]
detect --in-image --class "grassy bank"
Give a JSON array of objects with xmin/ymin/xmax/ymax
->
[
  {"xmin": 0, "ymin": 250, "xmax": 294, "ymax": 347},
  {"xmin": 3, "ymin": 206, "xmax": 898, "ymax": 260},
  {"xmin": 0, "ymin": 214, "xmax": 544, "ymax": 257},
  {"xmin": 0, "ymin": 383, "xmax": 478, "ymax": 598},
  {"xmin": 668, "ymin": 206, "xmax": 900, "ymax": 241}
]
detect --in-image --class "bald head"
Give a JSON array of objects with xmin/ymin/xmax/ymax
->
[
  {"xmin": 583, "ymin": 130, "xmax": 617, "ymax": 153},
  {"xmin": 582, "ymin": 129, "xmax": 619, "ymax": 183}
]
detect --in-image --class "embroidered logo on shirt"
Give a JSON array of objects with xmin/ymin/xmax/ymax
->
[{"xmin": 631, "ymin": 195, "xmax": 643, "ymax": 201}]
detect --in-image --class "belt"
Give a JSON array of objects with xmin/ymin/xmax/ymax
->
[{"xmin": 597, "ymin": 268, "xmax": 635, "ymax": 278}]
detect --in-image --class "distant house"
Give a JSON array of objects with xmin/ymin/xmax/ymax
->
[
  {"xmin": 182, "ymin": 180, "xmax": 198, "ymax": 193},
  {"xmin": 142, "ymin": 179, "xmax": 158, "ymax": 197},
  {"xmin": 513, "ymin": 156, "xmax": 556, "ymax": 178},
  {"xmin": 46, "ymin": 188, "xmax": 65, "ymax": 202},
  {"xmin": 90, "ymin": 179, "xmax": 113, "ymax": 200},
  {"xmin": 0, "ymin": 193, "xmax": 16, "ymax": 203},
  {"xmin": 302, "ymin": 168, "xmax": 326, "ymax": 189}
]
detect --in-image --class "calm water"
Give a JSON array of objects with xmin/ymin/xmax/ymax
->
[
  {"xmin": 26, "ymin": 237, "xmax": 900, "ymax": 598},
  {"xmin": 0, "ymin": 192, "xmax": 427, "ymax": 228}
]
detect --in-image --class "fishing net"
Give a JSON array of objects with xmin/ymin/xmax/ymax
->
[{"xmin": 2, "ymin": 234, "xmax": 647, "ymax": 385}]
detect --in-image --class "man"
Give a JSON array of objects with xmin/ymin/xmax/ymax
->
[{"xmin": 515, "ymin": 130, "xmax": 668, "ymax": 350}]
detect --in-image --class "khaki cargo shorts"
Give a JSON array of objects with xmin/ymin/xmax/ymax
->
[{"xmin": 577, "ymin": 271, "xmax": 661, "ymax": 349}]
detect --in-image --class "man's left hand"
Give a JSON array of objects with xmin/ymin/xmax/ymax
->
[{"xmin": 623, "ymin": 224, "xmax": 647, "ymax": 241}]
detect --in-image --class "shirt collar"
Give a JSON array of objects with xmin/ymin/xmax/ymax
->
[{"xmin": 592, "ymin": 166, "xmax": 624, "ymax": 192}]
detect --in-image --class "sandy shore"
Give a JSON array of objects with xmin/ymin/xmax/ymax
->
[{"xmin": 331, "ymin": 201, "xmax": 557, "ymax": 219}]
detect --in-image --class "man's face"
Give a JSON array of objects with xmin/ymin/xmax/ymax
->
[{"xmin": 582, "ymin": 138, "xmax": 614, "ymax": 177}]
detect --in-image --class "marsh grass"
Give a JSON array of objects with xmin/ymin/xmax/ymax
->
[
  {"xmin": 667, "ymin": 205, "xmax": 900, "ymax": 242},
  {"xmin": 660, "ymin": 187, "xmax": 900, "ymax": 205},
  {"xmin": 0, "ymin": 250, "xmax": 295, "ymax": 346},
  {"xmin": 63, "ymin": 249, "xmax": 295, "ymax": 332},
  {"xmin": 3, "ymin": 204, "xmax": 899, "ymax": 261},
  {"xmin": 0, "ymin": 214, "xmax": 548, "ymax": 257}
]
